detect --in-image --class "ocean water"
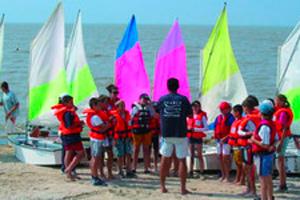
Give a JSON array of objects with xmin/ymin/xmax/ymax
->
[{"xmin": 0, "ymin": 24, "xmax": 292, "ymax": 127}]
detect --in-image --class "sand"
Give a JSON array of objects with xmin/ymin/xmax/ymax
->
[{"xmin": 1, "ymin": 145, "xmax": 300, "ymax": 200}]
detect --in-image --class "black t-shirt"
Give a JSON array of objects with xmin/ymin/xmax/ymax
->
[{"xmin": 158, "ymin": 93, "xmax": 192, "ymax": 138}]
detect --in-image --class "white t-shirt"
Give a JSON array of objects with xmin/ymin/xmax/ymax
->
[
  {"xmin": 258, "ymin": 125, "xmax": 271, "ymax": 145},
  {"xmin": 91, "ymin": 115, "xmax": 103, "ymax": 127},
  {"xmin": 238, "ymin": 120, "xmax": 256, "ymax": 136}
]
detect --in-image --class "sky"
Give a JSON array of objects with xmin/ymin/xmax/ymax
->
[{"xmin": 0, "ymin": 0, "xmax": 299, "ymax": 26}]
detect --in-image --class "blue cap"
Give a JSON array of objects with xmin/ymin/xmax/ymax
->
[{"xmin": 259, "ymin": 102, "xmax": 274, "ymax": 115}]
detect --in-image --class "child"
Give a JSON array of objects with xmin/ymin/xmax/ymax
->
[
  {"xmin": 214, "ymin": 101, "xmax": 235, "ymax": 182},
  {"xmin": 84, "ymin": 97, "xmax": 111, "ymax": 186},
  {"xmin": 52, "ymin": 95, "xmax": 85, "ymax": 181},
  {"xmin": 131, "ymin": 93, "xmax": 153, "ymax": 173},
  {"xmin": 274, "ymin": 94, "xmax": 293, "ymax": 192},
  {"xmin": 249, "ymin": 102, "xmax": 276, "ymax": 200},
  {"xmin": 149, "ymin": 102, "xmax": 160, "ymax": 173},
  {"xmin": 98, "ymin": 95, "xmax": 115, "ymax": 180},
  {"xmin": 111, "ymin": 100, "xmax": 135, "ymax": 178},
  {"xmin": 187, "ymin": 100, "xmax": 208, "ymax": 179},
  {"xmin": 227, "ymin": 105, "xmax": 245, "ymax": 185},
  {"xmin": 238, "ymin": 97, "xmax": 261, "ymax": 197}
]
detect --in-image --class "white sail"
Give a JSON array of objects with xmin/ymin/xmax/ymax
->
[
  {"xmin": 278, "ymin": 21, "xmax": 300, "ymax": 122},
  {"xmin": 65, "ymin": 10, "xmax": 98, "ymax": 112},
  {"xmin": 29, "ymin": 2, "xmax": 66, "ymax": 126},
  {"xmin": 0, "ymin": 14, "xmax": 4, "ymax": 71}
]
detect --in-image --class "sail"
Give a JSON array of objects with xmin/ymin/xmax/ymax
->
[
  {"xmin": 277, "ymin": 21, "xmax": 300, "ymax": 121},
  {"xmin": 0, "ymin": 14, "xmax": 4, "ymax": 71},
  {"xmin": 29, "ymin": 3, "xmax": 66, "ymax": 126},
  {"xmin": 200, "ymin": 5, "xmax": 247, "ymax": 122},
  {"xmin": 153, "ymin": 20, "xmax": 191, "ymax": 101},
  {"xmin": 65, "ymin": 10, "xmax": 98, "ymax": 112},
  {"xmin": 115, "ymin": 15, "xmax": 150, "ymax": 110}
]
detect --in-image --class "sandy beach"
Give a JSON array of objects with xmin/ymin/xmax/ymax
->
[{"xmin": 0, "ymin": 145, "xmax": 299, "ymax": 200}]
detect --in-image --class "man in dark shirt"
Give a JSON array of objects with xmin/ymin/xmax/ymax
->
[{"xmin": 158, "ymin": 78, "xmax": 192, "ymax": 195}]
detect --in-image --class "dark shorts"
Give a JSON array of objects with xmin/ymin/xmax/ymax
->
[
  {"xmin": 64, "ymin": 141, "xmax": 84, "ymax": 151},
  {"xmin": 151, "ymin": 135, "xmax": 159, "ymax": 152},
  {"xmin": 114, "ymin": 138, "xmax": 133, "ymax": 157},
  {"xmin": 189, "ymin": 137, "xmax": 203, "ymax": 145}
]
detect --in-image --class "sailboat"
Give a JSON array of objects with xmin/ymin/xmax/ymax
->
[
  {"xmin": 276, "ymin": 21, "xmax": 300, "ymax": 173},
  {"xmin": 194, "ymin": 4, "xmax": 248, "ymax": 171},
  {"xmin": 8, "ymin": 3, "xmax": 66, "ymax": 165},
  {"xmin": 0, "ymin": 14, "xmax": 4, "ymax": 71},
  {"xmin": 65, "ymin": 10, "xmax": 98, "ymax": 111}
]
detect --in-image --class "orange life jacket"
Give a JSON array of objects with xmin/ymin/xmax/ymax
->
[
  {"xmin": 111, "ymin": 109, "xmax": 132, "ymax": 139},
  {"xmin": 237, "ymin": 109, "xmax": 261, "ymax": 147},
  {"xmin": 252, "ymin": 119, "xmax": 276, "ymax": 153},
  {"xmin": 274, "ymin": 107, "xmax": 293, "ymax": 139},
  {"xmin": 52, "ymin": 104, "xmax": 82, "ymax": 135},
  {"xmin": 149, "ymin": 117, "xmax": 160, "ymax": 136},
  {"xmin": 187, "ymin": 111, "xmax": 207, "ymax": 139},
  {"xmin": 83, "ymin": 108, "xmax": 110, "ymax": 140},
  {"xmin": 214, "ymin": 114, "xmax": 233, "ymax": 140},
  {"xmin": 228, "ymin": 117, "xmax": 244, "ymax": 146}
]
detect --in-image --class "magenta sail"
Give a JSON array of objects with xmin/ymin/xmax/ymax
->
[
  {"xmin": 115, "ymin": 42, "xmax": 150, "ymax": 110},
  {"xmin": 153, "ymin": 20, "xmax": 191, "ymax": 101}
]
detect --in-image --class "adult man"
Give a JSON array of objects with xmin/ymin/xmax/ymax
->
[
  {"xmin": 158, "ymin": 78, "xmax": 192, "ymax": 195},
  {"xmin": 0, "ymin": 82, "xmax": 19, "ymax": 132},
  {"xmin": 106, "ymin": 84, "xmax": 120, "ymax": 111}
]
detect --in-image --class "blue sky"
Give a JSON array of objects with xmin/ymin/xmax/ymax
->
[{"xmin": 0, "ymin": 0, "xmax": 299, "ymax": 26}]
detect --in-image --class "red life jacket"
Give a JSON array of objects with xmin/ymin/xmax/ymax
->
[
  {"xmin": 228, "ymin": 117, "xmax": 244, "ymax": 146},
  {"xmin": 131, "ymin": 104, "xmax": 151, "ymax": 134},
  {"xmin": 187, "ymin": 111, "xmax": 207, "ymax": 139},
  {"xmin": 274, "ymin": 107, "xmax": 293, "ymax": 139},
  {"xmin": 149, "ymin": 117, "xmax": 160, "ymax": 136},
  {"xmin": 107, "ymin": 97, "xmax": 120, "ymax": 111},
  {"xmin": 214, "ymin": 114, "xmax": 232, "ymax": 139},
  {"xmin": 83, "ymin": 108, "xmax": 110, "ymax": 140},
  {"xmin": 252, "ymin": 119, "xmax": 276, "ymax": 153},
  {"xmin": 51, "ymin": 104, "xmax": 82, "ymax": 135},
  {"xmin": 111, "ymin": 109, "xmax": 132, "ymax": 139},
  {"xmin": 237, "ymin": 109, "xmax": 261, "ymax": 147}
]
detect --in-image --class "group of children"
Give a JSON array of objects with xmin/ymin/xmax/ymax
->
[
  {"xmin": 52, "ymin": 84, "xmax": 160, "ymax": 186},
  {"xmin": 187, "ymin": 94, "xmax": 300, "ymax": 200},
  {"xmin": 51, "ymin": 84, "xmax": 300, "ymax": 199}
]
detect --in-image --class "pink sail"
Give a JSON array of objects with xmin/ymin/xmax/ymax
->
[
  {"xmin": 115, "ymin": 16, "xmax": 150, "ymax": 110},
  {"xmin": 153, "ymin": 20, "xmax": 191, "ymax": 101}
]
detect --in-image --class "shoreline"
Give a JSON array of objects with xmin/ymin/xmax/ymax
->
[{"xmin": 1, "ymin": 145, "xmax": 300, "ymax": 200}]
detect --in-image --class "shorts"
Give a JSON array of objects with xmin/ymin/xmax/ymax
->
[
  {"xmin": 216, "ymin": 140, "xmax": 231, "ymax": 155},
  {"xmin": 233, "ymin": 149, "xmax": 243, "ymax": 166},
  {"xmin": 277, "ymin": 137, "xmax": 290, "ymax": 157},
  {"xmin": 254, "ymin": 153, "xmax": 274, "ymax": 176},
  {"xmin": 242, "ymin": 146, "xmax": 253, "ymax": 165},
  {"xmin": 132, "ymin": 132, "xmax": 152, "ymax": 146},
  {"xmin": 90, "ymin": 139, "xmax": 105, "ymax": 157},
  {"xmin": 151, "ymin": 135, "xmax": 159, "ymax": 152},
  {"xmin": 189, "ymin": 138, "xmax": 203, "ymax": 145},
  {"xmin": 64, "ymin": 141, "xmax": 84, "ymax": 151},
  {"xmin": 114, "ymin": 138, "xmax": 133, "ymax": 157},
  {"xmin": 159, "ymin": 137, "xmax": 189, "ymax": 159}
]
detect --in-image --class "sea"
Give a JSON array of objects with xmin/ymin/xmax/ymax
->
[{"xmin": 0, "ymin": 24, "xmax": 294, "ymax": 129}]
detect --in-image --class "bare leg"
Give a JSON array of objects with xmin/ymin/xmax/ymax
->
[
  {"xmin": 160, "ymin": 156, "xmax": 172, "ymax": 193},
  {"xmin": 106, "ymin": 148, "xmax": 114, "ymax": 179},
  {"xmin": 223, "ymin": 155, "xmax": 231, "ymax": 182},
  {"xmin": 189, "ymin": 144, "xmax": 195, "ymax": 175},
  {"xmin": 143, "ymin": 145, "xmax": 151, "ymax": 171},
  {"xmin": 126, "ymin": 154, "xmax": 132, "ymax": 172},
  {"xmin": 65, "ymin": 150, "xmax": 84, "ymax": 179},
  {"xmin": 260, "ymin": 176, "xmax": 267, "ymax": 200},
  {"xmin": 178, "ymin": 158, "xmax": 190, "ymax": 195},
  {"xmin": 133, "ymin": 144, "xmax": 140, "ymax": 171},
  {"xmin": 196, "ymin": 144, "xmax": 205, "ymax": 173},
  {"xmin": 64, "ymin": 150, "xmax": 75, "ymax": 180},
  {"xmin": 278, "ymin": 156, "xmax": 286, "ymax": 188},
  {"xmin": 99, "ymin": 154, "xmax": 106, "ymax": 179},
  {"xmin": 219, "ymin": 154, "xmax": 225, "ymax": 181},
  {"xmin": 118, "ymin": 156, "xmax": 124, "ymax": 174},
  {"xmin": 90, "ymin": 156, "xmax": 100, "ymax": 177}
]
